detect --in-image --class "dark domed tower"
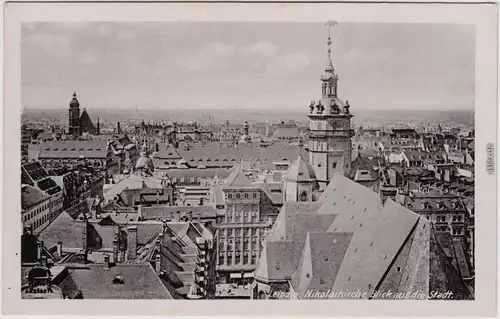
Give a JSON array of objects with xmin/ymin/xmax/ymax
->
[{"xmin": 68, "ymin": 92, "xmax": 81, "ymax": 136}]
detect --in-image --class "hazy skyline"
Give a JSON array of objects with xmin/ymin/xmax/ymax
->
[{"xmin": 22, "ymin": 22, "xmax": 475, "ymax": 111}]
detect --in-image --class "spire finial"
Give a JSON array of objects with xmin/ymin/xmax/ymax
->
[
  {"xmin": 73, "ymin": 92, "xmax": 77, "ymax": 99},
  {"xmin": 325, "ymin": 20, "xmax": 337, "ymax": 72}
]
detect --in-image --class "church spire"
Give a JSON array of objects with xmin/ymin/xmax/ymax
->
[{"xmin": 325, "ymin": 20, "xmax": 337, "ymax": 73}]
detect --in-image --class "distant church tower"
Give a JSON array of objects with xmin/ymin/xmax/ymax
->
[
  {"xmin": 68, "ymin": 92, "xmax": 81, "ymax": 136},
  {"xmin": 307, "ymin": 21, "xmax": 354, "ymax": 189}
]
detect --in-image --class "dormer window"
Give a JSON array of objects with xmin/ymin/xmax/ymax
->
[{"xmin": 113, "ymin": 275, "xmax": 125, "ymax": 284}]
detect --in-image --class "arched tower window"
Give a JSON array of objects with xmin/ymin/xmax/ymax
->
[{"xmin": 300, "ymin": 191, "xmax": 307, "ymax": 202}]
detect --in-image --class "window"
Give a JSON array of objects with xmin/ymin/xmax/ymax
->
[
  {"xmin": 332, "ymin": 162, "xmax": 337, "ymax": 169},
  {"xmin": 228, "ymin": 193, "xmax": 232, "ymax": 199},
  {"xmin": 236, "ymin": 193, "xmax": 241, "ymax": 199},
  {"xmin": 299, "ymin": 191, "xmax": 307, "ymax": 202},
  {"xmin": 253, "ymin": 192, "xmax": 257, "ymax": 199},
  {"xmin": 244, "ymin": 193, "xmax": 249, "ymax": 199}
]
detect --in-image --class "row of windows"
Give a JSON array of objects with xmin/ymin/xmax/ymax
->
[
  {"xmin": 436, "ymin": 215, "xmax": 463, "ymax": 222},
  {"xmin": 220, "ymin": 236, "xmax": 259, "ymax": 245},
  {"xmin": 219, "ymin": 254, "xmax": 258, "ymax": 266},
  {"xmin": 227, "ymin": 204, "xmax": 259, "ymax": 212},
  {"xmin": 29, "ymin": 214, "xmax": 50, "ymax": 230},
  {"xmin": 24, "ymin": 202, "xmax": 49, "ymax": 221},
  {"xmin": 220, "ymin": 227, "xmax": 267, "ymax": 238},
  {"xmin": 227, "ymin": 192, "xmax": 259, "ymax": 199},
  {"xmin": 276, "ymin": 136, "xmax": 299, "ymax": 141},
  {"xmin": 225, "ymin": 212, "xmax": 260, "ymax": 224},
  {"xmin": 435, "ymin": 225, "xmax": 464, "ymax": 235}
]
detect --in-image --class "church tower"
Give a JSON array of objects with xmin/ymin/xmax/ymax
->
[
  {"xmin": 68, "ymin": 92, "xmax": 81, "ymax": 136},
  {"xmin": 307, "ymin": 21, "xmax": 354, "ymax": 189}
]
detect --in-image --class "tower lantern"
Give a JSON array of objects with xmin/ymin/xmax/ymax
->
[{"xmin": 307, "ymin": 21, "xmax": 354, "ymax": 189}]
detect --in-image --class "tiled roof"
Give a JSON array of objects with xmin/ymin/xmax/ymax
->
[
  {"xmin": 154, "ymin": 145, "xmax": 182, "ymax": 160},
  {"xmin": 103, "ymin": 174, "xmax": 165, "ymax": 203},
  {"xmin": 255, "ymin": 173, "xmax": 436, "ymax": 298},
  {"xmin": 254, "ymin": 183, "xmax": 285, "ymax": 206},
  {"xmin": 290, "ymin": 232, "xmax": 353, "ymax": 298},
  {"xmin": 39, "ymin": 140, "xmax": 107, "ymax": 159},
  {"xmin": 255, "ymin": 241, "xmax": 305, "ymax": 282},
  {"xmin": 330, "ymin": 199, "xmax": 420, "ymax": 296},
  {"xmin": 141, "ymin": 205, "xmax": 217, "ymax": 220},
  {"xmin": 224, "ymin": 168, "xmax": 253, "ymax": 188},
  {"xmin": 163, "ymin": 168, "xmax": 231, "ymax": 180},
  {"xmin": 22, "ymin": 162, "xmax": 48, "ymax": 181},
  {"xmin": 403, "ymin": 193, "xmax": 465, "ymax": 211},
  {"xmin": 38, "ymin": 212, "xmax": 84, "ymax": 249},
  {"xmin": 65, "ymin": 264, "xmax": 172, "ymax": 299},
  {"xmin": 349, "ymin": 155, "xmax": 379, "ymax": 181},
  {"xmin": 136, "ymin": 222, "xmax": 163, "ymax": 245},
  {"xmin": 271, "ymin": 126, "xmax": 301, "ymax": 139},
  {"xmin": 284, "ymin": 156, "xmax": 316, "ymax": 182},
  {"xmin": 21, "ymin": 185, "xmax": 50, "ymax": 210},
  {"xmin": 89, "ymin": 224, "xmax": 117, "ymax": 250}
]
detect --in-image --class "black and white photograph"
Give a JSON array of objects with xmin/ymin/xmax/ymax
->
[{"xmin": 2, "ymin": 2, "xmax": 497, "ymax": 317}]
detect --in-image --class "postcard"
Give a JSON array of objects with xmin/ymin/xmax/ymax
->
[{"xmin": 2, "ymin": 1, "xmax": 497, "ymax": 317}]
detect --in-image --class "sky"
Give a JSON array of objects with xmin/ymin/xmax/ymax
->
[{"xmin": 21, "ymin": 22, "xmax": 475, "ymax": 111}]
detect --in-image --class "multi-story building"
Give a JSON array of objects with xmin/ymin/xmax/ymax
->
[
  {"xmin": 401, "ymin": 190, "xmax": 474, "ymax": 274},
  {"xmin": 215, "ymin": 168, "xmax": 278, "ymax": 284},
  {"xmin": 21, "ymin": 185, "xmax": 52, "ymax": 234},
  {"xmin": 21, "ymin": 162, "xmax": 64, "ymax": 222},
  {"xmin": 307, "ymin": 29, "xmax": 354, "ymax": 189},
  {"xmin": 47, "ymin": 165, "xmax": 103, "ymax": 209}
]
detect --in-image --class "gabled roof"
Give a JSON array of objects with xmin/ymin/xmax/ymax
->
[
  {"xmin": 38, "ymin": 212, "xmax": 84, "ymax": 249},
  {"xmin": 224, "ymin": 167, "xmax": 253, "ymax": 188},
  {"xmin": 254, "ymin": 241, "xmax": 305, "ymax": 282},
  {"xmin": 284, "ymin": 156, "xmax": 316, "ymax": 182},
  {"xmin": 21, "ymin": 185, "xmax": 50, "ymax": 210},
  {"xmin": 290, "ymin": 232, "xmax": 353, "ymax": 298},
  {"xmin": 38, "ymin": 140, "xmax": 107, "ymax": 159},
  {"xmin": 349, "ymin": 155, "xmax": 379, "ymax": 182},
  {"xmin": 330, "ymin": 199, "xmax": 420, "ymax": 296},
  {"xmin": 64, "ymin": 264, "xmax": 172, "ymax": 299}
]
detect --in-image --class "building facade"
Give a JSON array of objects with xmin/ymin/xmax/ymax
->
[
  {"xmin": 215, "ymin": 169, "xmax": 275, "ymax": 284},
  {"xmin": 21, "ymin": 185, "xmax": 52, "ymax": 234}
]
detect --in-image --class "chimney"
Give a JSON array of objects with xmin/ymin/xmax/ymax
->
[
  {"xmin": 154, "ymin": 233, "xmax": 164, "ymax": 273},
  {"xmin": 117, "ymin": 122, "xmax": 121, "ymax": 135},
  {"xmin": 156, "ymin": 189, "xmax": 160, "ymax": 205},
  {"xmin": 41, "ymin": 255, "xmax": 48, "ymax": 267},
  {"xmin": 137, "ymin": 205, "xmax": 143, "ymax": 219},
  {"xmin": 155, "ymin": 253, "xmax": 161, "ymax": 274},
  {"xmin": 113, "ymin": 237, "xmax": 119, "ymax": 264},
  {"xmin": 91, "ymin": 205, "xmax": 97, "ymax": 220},
  {"xmin": 127, "ymin": 226, "xmax": 138, "ymax": 261},
  {"xmin": 75, "ymin": 219, "xmax": 88, "ymax": 262},
  {"xmin": 37, "ymin": 241, "xmax": 43, "ymax": 262},
  {"xmin": 104, "ymin": 254, "xmax": 110, "ymax": 269},
  {"xmin": 56, "ymin": 241, "xmax": 63, "ymax": 257}
]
